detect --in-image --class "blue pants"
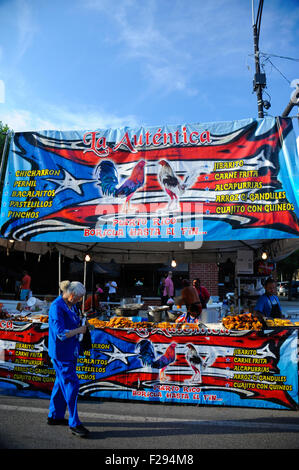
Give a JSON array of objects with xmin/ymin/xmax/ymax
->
[
  {"xmin": 20, "ymin": 289, "xmax": 30, "ymax": 301},
  {"xmin": 48, "ymin": 359, "xmax": 81, "ymax": 427}
]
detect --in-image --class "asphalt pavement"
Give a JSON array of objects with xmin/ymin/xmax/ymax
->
[{"xmin": 1, "ymin": 392, "xmax": 299, "ymax": 457}]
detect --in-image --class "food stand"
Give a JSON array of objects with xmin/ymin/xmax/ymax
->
[
  {"xmin": 0, "ymin": 307, "xmax": 298, "ymax": 410},
  {"xmin": 1, "ymin": 116, "xmax": 299, "ymax": 410}
]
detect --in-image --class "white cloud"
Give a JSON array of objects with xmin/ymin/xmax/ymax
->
[
  {"xmin": 83, "ymin": 0, "xmax": 200, "ymax": 95},
  {"xmin": 15, "ymin": 0, "xmax": 38, "ymax": 61},
  {"xmin": 0, "ymin": 105, "xmax": 139, "ymax": 132},
  {"xmin": 82, "ymin": 0, "xmax": 256, "ymax": 98}
]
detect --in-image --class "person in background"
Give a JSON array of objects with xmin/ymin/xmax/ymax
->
[
  {"xmin": 159, "ymin": 276, "xmax": 166, "ymax": 305},
  {"xmin": 95, "ymin": 283, "xmax": 104, "ymax": 300},
  {"xmin": 254, "ymin": 278, "xmax": 282, "ymax": 319},
  {"xmin": 179, "ymin": 279, "xmax": 201, "ymax": 310},
  {"xmin": 84, "ymin": 289, "xmax": 102, "ymax": 313},
  {"xmin": 175, "ymin": 303, "xmax": 202, "ymax": 324},
  {"xmin": 162, "ymin": 271, "xmax": 174, "ymax": 305},
  {"xmin": 20, "ymin": 270, "xmax": 31, "ymax": 301},
  {"xmin": 106, "ymin": 280, "xmax": 117, "ymax": 302},
  {"xmin": 47, "ymin": 280, "xmax": 90, "ymax": 438},
  {"xmin": 15, "ymin": 279, "xmax": 21, "ymax": 300},
  {"xmin": 193, "ymin": 278, "xmax": 210, "ymax": 309}
]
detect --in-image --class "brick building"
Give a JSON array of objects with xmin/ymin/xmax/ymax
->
[{"xmin": 189, "ymin": 262, "xmax": 219, "ymax": 296}]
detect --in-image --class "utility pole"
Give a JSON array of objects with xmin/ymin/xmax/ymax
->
[{"xmin": 252, "ymin": 0, "xmax": 266, "ymax": 118}]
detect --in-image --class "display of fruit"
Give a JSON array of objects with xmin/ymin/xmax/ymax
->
[{"xmin": 222, "ymin": 313, "xmax": 263, "ymax": 330}]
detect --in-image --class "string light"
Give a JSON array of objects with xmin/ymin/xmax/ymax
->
[{"xmin": 171, "ymin": 254, "xmax": 177, "ymax": 268}]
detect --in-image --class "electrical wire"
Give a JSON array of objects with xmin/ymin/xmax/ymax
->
[
  {"xmin": 263, "ymin": 57, "xmax": 292, "ymax": 84},
  {"xmin": 260, "ymin": 52, "xmax": 299, "ymax": 62},
  {"xmin": 256, "ymin": 0, "xmax": 264, "ymax": 43}
]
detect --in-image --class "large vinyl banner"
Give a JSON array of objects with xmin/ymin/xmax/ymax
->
[
  {"xmin": 0, "ymin": 117, "xmax": 299, "ymax": 243},
  {"xmin": 0, "ymin": 321, "xmax": 298, "ymax": 410}
]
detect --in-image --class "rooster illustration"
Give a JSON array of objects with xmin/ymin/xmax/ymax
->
[
  {"xmin": 185, "ymin": 344, "xmax": 217, "ymax": 383},
  {"xmin": 136, "ymin": 339, "xmax": 177, "ymax": 381},
  {"xmin": 158, "ymin": 160, "xmax": 198, "ymax": 211},
  {"xmin": 96, "ymin": 159, "xmax": 146, "ymax": 212}
]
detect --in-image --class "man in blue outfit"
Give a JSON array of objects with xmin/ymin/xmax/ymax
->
[
  {"xmin": 254, "ymin": 278, "xmax": 282, "ymax": 318},
  {"xmin": 47, "ymin": 280, "xmax": 90, "ymax": 438}
]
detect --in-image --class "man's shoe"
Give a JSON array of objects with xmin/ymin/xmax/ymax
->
[
  {"xmin": 69, "ymin": 424, "xmax": 90, "ymax": 437},
  {"xmin": 47, "ymin": 417, "xmax": 68, "ymax": 425}
]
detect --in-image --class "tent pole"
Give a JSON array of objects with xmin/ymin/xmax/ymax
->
[
  {"xmin": 91, "ymin": 261, "xmax": 95, "ymax": 311},
  {"xmin": 82, "ymin": 259, "xmax": 87, "ymax": 314}
]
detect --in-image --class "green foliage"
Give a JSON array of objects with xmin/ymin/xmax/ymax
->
[
  {"xmin": 0, "ymin": 120, "xmax": 10, "ymax": 161},
  {"xmin": 0, "ymin": 121, "xmax": 11, "ymax": 202}
]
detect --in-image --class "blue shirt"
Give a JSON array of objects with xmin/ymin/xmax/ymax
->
[
  {"xmin": 255, "ymin": 294, "xmax": 281, "ymax": 318},
  {"xmin": 48, "ymin": 295, "xmax": 81, "ymax": 361}
]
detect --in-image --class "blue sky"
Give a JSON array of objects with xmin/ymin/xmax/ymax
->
[{"xmin": 0, "ymin": 0, "xmax": 298, "ymax": 139}]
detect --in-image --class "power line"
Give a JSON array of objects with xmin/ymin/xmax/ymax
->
[
  {"xmin": 260, "ymin": 52, "xmax": 299, "ymax": 63},
  {"xmin": 261, "ymin": 57, "xmax": 291, "ymax": 84}
]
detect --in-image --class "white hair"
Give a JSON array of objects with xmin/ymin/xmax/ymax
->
[
  {"xmin": 60, "ymin": 280, "xmax": 70, "ymax": 292},
  {"xmin": 63, "ymin": 281, "xmax": 86, "ymax": 297}
]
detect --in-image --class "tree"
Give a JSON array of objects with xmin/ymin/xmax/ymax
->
[
  {"xmin": 0, "ymin": 121, "xmax": 11, "ymax": 201},
  {"xmin": 0, "ymin": 120, "xmax": 10, "ymax": 160}
]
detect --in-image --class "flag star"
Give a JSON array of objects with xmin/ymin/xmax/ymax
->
[
  {"xmin": 102, "ymin": 343, "xmax": 136, "ymax": 365},
  {"xmin": 46, "ymin": 169, "xmax": 91, "ymax": 195}
]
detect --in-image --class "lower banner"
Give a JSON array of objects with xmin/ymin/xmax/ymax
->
[{"xmin": 0, "ymin": 320, "xmax": 298, "ymax": 409}]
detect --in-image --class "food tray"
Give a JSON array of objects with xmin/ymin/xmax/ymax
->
[{"xmin": 114, "ymin": 304, "xmax": 144, "ymax": 317}]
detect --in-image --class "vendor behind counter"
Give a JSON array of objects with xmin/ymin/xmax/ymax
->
[
  {"xmin": 84, "ymin": 290, "xmax": 102, "ymax": 313},
  {"xmin": 254, "ymin": 278, "xmax": 282, "ymax": 319},
  {"xmin": 178, "ymin": 279, "xmax": 200, "ymax": 310}
]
